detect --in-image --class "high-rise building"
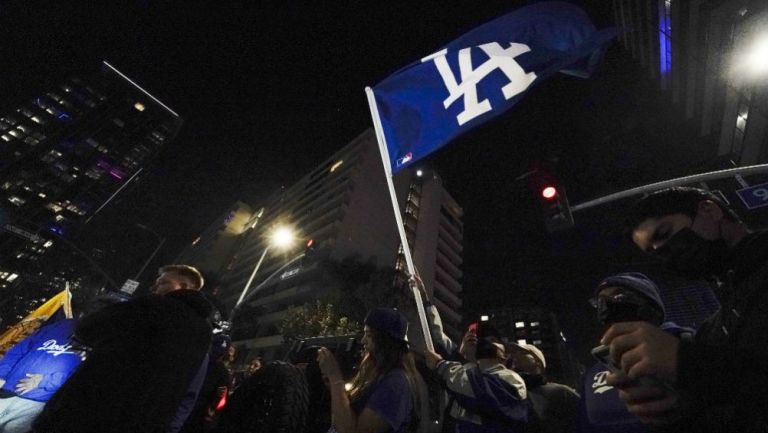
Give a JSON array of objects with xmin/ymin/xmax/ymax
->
[
  {"xmin": 175, "ymin": 201, "xmax": 255, "ymax": 279},
  {"xmin": 0, "ymin": 61, "xmax": 182, "ymax": 323},
  {"xmin": 613, "ymin": 0, "xmax": 768, "ymax": 166},
  {"xmin": 176, "ymin": 129, "xmax": 464, "ymax": 357}
]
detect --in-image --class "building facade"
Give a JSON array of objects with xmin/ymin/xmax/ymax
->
[
  {"xmin": 613, "ymin": 0, "xmax": 768, "ymax": 165},
  {"xmin": 176, "ymin": 129, "xmax": 464, "ymax": 357},
  {"xmin": 0, "ymin": 61, "xmax": 182, "ymax": 325}
]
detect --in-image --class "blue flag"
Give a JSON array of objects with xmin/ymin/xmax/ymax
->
[{"xmin": 370, "ymin": 1, "xmax": 616, "ymax": 173}]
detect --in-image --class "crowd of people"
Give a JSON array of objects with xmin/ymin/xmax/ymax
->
[{"xmin": 0, "ymin": 186, "xmax": 765, "ymax": 433}]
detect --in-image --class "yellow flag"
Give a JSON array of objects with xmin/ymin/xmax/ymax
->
[{"xmin": 0, "ymin": 288, "xmax": 73, "ymax": 357}]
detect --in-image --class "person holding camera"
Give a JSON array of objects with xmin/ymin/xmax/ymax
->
[
  {"xmin": 317, "ymin": 308, "xmax": 429, "ymax": 433},
  {"xmin": 578, "ymin": 272, "xmax": 692, "ymax": 433}
]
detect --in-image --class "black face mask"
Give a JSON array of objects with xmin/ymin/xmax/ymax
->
[
  {"xmin": 653, "ymin": 227, "xmax": 729, "ymax": 278},
  {"xmin": 597, "ymin": 298, "xmax": 643, "ymax": 327}
]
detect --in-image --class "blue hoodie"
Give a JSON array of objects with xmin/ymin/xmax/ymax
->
[{"xmin": 0, "ymin": 319, "xmax": 85, "ymax": 402}]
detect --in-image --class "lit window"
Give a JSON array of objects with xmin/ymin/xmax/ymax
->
[
  {"xmin": 30, "ymin": 116, "xmax": 43, "ymax": 124},
  {"xmin": 329, "ymin": 160, "xmax": 344, "ymax": 173},
  {"xmin": 134, "ymin": 102, "xmax": 146, "ymax": 112},
  {"xmin": 515, "ymin": 321, "xmax": 525, "ymax": 329},
  {"xmin": 16, "ymin": 125, "xmax": 29, "ymax": 133},
  {"xmin": 736, "ymin": 108, "xmax": 749, "ymax": 132},
  {"xmin": 480, "ymin": 315, "xmax": 489, "ymax": 322},
  {"xmin": 192, "ymin": 236, "xmax": 201, "ymax": 246},
  {"xmin": 47, "ymin": 203, "xmax": 63, "ymax": 213},
  {"xmin": 43, "ymin": 240, "xmax": 53, "ymax": 248},
  {"xmin": 55, "ymin": 215, "xmax": 65, "ymax": 222},
  {"xmin": 530, "ymin": 321, "xmax": 540, "ymax": 327},
  {"xmin": 8, "ymin": 130, "xmax": 20, "ymax": 138},
  {"xmin": 1, "ymin": 135, "xmax": 11, "ymax": 142},
  {"xmin": 8, "ymin": 196, "xmax": 25, "ymax": 206},
  {"xmin": 517, "ymin": 339, "xmax": 527, "ymax": 345},
  {"xmin": 112, "ymin": 118, "xmax": 125, "ymax": 128},
  {"xmin": 533, "ymin": 340, "xmax": 542, "ymax": 345},
  {"xmin": 560, "ymin": 331, "xmax": 567, "ymax": 342}
]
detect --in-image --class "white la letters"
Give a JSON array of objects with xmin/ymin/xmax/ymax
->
[{"xmin": 422, "ymin": 42, "xmax": 537, "ymax": 126}]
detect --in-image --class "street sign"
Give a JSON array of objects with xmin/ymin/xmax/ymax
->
[
  {"xmin": 736, "ymin": 182, "xmax": 768, "ymax": 210},
  {"xmin": 120, "ymin": 279, "xmax": 140, "ymax": 294},
  {"xmin": 2, "ymin": 224, "xmax": 42, "ymax": 243}
]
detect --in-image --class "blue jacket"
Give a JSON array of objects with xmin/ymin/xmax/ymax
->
[{"xmin": 0, "ymin": 319, "xmax": 85, "ymax": 402}]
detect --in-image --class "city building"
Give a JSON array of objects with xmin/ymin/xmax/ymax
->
[
  {"xmin": 176, "ymin": 128, "xmax": 464, "ymax": 357},
  {"xmin": 481, "ymin": 306, "xmax": 582, "ymax": 387},
  {"xmin": 174, "ymin": 201, "xmax": 255, "ymax": 279},
  {"xmin": 613, "ymin": 0, "xmax": 768, "ymax": 166},
  {"xmin": 0, "ymin": 61, "xmax": 182, "ymax": 324}
]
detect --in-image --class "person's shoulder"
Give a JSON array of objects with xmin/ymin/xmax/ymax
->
[
  {"xmin": 164, "ymin": 289, "xmax": 214, "ymax": 318},
  {"xmin": 542, "ymin": 381, "xmax": 579, "ymax": 396},
  {"xmin": 380, "ymin": 369, "xmax": 409, "ymax": 385}
]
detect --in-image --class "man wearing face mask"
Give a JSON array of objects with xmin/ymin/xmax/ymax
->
[
  {"xmin": 602, "ymin": 187, "xmax": 767, "ymax": 432},
  {"xmin": 577, "ymin": 273, "xmax": 692, "ymax": 433}
]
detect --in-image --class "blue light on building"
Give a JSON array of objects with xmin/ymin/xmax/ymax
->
[{"xmin": 659, "ymin": 0, "xmax": 673, "ymax": 76}]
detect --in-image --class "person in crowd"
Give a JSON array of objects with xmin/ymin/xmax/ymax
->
[
  {"xmin": 246, "ymin": 357, "xmax": 263, "ymax": 377},
  {"xmin": 179, "ymin": 333, "xmax": 232, "ymax": 433},
  {"xmin": 32, "ymin": 264, "xmax": 213, "ymax": 433},
  {"xmin": 603, "ymin": 187, "xmax": 768, "ymax": 431},
  {"xmin": 424, "ymin": 319, "xmax": 531, "ymax": 433},
  {"xmin": 578, "ymin": 272, "xmax": 692, "ymax": 433},
  {"xmin": 509, "ymin": 342, "xmax": 579, "ymax": 433},
  {"xmin": 0, "ymin": 318, "xmax": 85, "ymax": 433},
  {"xmin": 413, "ymin": 274, "xmax": 532, "ymax": 432},
  {"xmin": 317, "ymin": 307, "xmax": 429, "ymax": 433}
]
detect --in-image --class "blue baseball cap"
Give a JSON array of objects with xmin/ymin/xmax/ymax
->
[
  {"xmin": 595, "ymin": 272, "xmax": 666, "ymax": 318},
  {"xmin": 364, "ymin": 308, "xmax": 409, "ymax": 345}
]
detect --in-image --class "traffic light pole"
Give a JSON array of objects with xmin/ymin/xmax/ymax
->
[{"xmin": 570, "ymin": 163, "xmax": 768, "ymax": 214}]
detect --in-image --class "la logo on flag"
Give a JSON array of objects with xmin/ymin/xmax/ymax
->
[
  {"xmin": 422, "ymin": 42, "xmax": 537, "ymax": 126},
  {"xmin": 367, "ymin": 1, "xmax": 616, "ymax": 174}
]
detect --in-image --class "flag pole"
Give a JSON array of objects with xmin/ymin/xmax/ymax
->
[{"xmin": 365, "ymin": 86, "xmax": 435, "ymax": 353}]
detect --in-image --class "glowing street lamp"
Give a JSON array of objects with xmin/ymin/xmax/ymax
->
[
  {"xmin": 745, "ymin": 34, "xmax": 768, "ymax": 76},
  {"xmin": 232, "ymin": 225, "xmax": 295, "ymax": 316}
]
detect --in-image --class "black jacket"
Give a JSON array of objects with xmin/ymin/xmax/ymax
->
[
  {"xmin": 675, "ymin": 231, "xmax": 768, "ymax": 432},
  {"xmin": 33, "ymin": 289, "xmax": 213, "ymax": 433}
]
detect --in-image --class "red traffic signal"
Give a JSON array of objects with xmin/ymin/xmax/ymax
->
[{"xmin": 541, "ymin": 186, "xmax": 558, "ymax": 200}]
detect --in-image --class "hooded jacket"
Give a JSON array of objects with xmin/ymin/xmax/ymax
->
[
  {"xmin": 33, "ymin": 289, "xmax": 213, "ymax": 433},
  {"xmin": 674, "ymin": 231, "xmax": 768, "ymax": 432}
]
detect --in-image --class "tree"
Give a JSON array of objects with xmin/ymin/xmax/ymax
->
[
  {"xmin": 323, "ymin": 255, "xmax": 409, "ymax": 323},
  {"xmin": 279, "ymin": 300, "xmax": 361, "ymax": 343}
]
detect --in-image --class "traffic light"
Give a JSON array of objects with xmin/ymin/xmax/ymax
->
[
  {"xmin": 304, "ymin": 239, "xmax": 317, "ymax": 260},
  {"xmin": 535, "ymin": 178, "xmax": 574, "ymax": 233}
]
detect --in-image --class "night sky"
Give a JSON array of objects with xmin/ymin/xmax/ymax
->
[{"xmin": 1, "ymin": 1, "xmax": 710, "ymax": 358}]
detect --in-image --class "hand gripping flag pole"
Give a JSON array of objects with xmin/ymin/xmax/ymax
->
[{"xmin": 366, "ymin": 86, "xmax": 435, "ymax": 353}]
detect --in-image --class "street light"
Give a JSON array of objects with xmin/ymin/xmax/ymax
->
[
  {"xmin": 745, "ymin": 34, "xmax": 768, "ymax": 76},
  {"xmin": 133, "ymin": 224, "xmax": 166, "ymax": 281},
  {"xmin": 231, "ymin": 225, "xmax": 295, "ymax": 317}
]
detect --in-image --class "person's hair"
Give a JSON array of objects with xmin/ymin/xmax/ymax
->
[
  {"xmin": 159, "ymin": 264, "xmax": 204, "ymax": 290},
  {"xmin": 348, "ymin": 329, "xmax": 426, "ymax": 430},
  {"xmin": 624, "ymin": 187, "xmax": 743, "ymax": 235}
]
